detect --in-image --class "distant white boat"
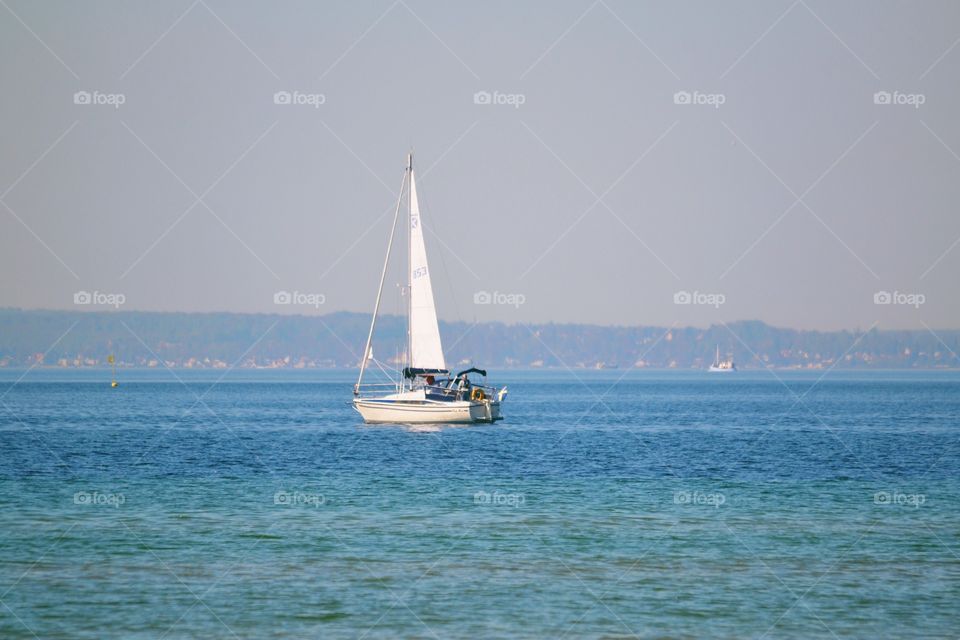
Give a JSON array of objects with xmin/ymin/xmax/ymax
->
[
  {"xmin": 709, "ymin": 345, "xmax": 736, "ymax": 372},
  {"xmin": 352, "ymin": 153, "xmax": 506, "ymax": 424}
]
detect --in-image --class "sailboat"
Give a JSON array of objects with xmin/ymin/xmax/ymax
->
[
  {"xmin": 708, "ymin": 345, "xmax": 736, "ymax": 372},
  {"xmin": 352, "ymin": 153, "xmax": 507, "ymax": 424}
]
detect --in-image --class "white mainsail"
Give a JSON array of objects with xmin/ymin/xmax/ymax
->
[{"xmin": 407, "ymin": 165, "xmax": 446, "ymax": 371}]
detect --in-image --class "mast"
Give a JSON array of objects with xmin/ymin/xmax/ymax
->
[
  {"xmin": 406, "ymin": 151, "xmax": 412, "ymax": 388},
  {"xmin": 354, "ymin": 162, "xmax": 408, "ymax": 395}
]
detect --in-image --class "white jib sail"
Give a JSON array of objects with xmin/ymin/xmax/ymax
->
[{"xmin": 407, "ymin": 166, "xmax": 446, "ymax": 371}]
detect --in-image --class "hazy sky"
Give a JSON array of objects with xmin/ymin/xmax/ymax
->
[{"xmin": 2, "ymin": 0, "xmax": 959, "ymax": 331}]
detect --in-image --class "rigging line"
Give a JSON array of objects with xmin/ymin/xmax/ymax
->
[
  {"xmin": 396, "ymin": 282, "xmax": 404, "ymax": 383},
  {"xmin": 369, "ymin": 357, "xmax": 397, "ymax": 385},
  {"xmin": 355, "ymin": 165, "xmax": 407, "ymax": 394}
]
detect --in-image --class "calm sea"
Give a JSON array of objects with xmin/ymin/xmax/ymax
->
[{"xmin": 1, "ymin": 369, "xmax": 958, "ymax": 639}]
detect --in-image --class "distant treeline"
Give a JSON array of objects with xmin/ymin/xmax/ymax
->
[{"xmin": 0, "ymin": 308, "xmax": 957, "ymax": 369}]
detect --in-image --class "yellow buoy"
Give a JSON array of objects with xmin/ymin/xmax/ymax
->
[{"xmin": 108, "ymin": 354, "xmax": 119, "ymax": 388}]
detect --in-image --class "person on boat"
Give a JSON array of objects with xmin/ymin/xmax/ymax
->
[{"xmin": 458, "ymin": 376, "xmax": 472, "ymax": 400}]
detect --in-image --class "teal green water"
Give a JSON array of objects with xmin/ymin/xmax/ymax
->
[{"xmin": 1, "ymin": 370, "xmax": 958, "ymax": 638}]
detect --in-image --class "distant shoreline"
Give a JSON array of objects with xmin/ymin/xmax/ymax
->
[
  {"xmin": 1, "ymin": 308, "xmax": 957, "ymax": 370},
  {"xmin": 3, "ymin": 366, "xmax": 959, "ymax": 373}
]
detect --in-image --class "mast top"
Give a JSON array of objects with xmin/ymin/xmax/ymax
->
[{"xmin": 407, "ymin": 150, "xmax": 413, "ymax": 171}]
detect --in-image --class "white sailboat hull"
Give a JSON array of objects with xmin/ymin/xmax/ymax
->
[{"xmin": 353, "ymin": 398, "xmax": 502, "ymax": 424}]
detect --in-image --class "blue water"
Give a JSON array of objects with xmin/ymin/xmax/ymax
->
[{"xmin": 1, "ymin": 369, "xmax": 958, "ymax": 639}]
